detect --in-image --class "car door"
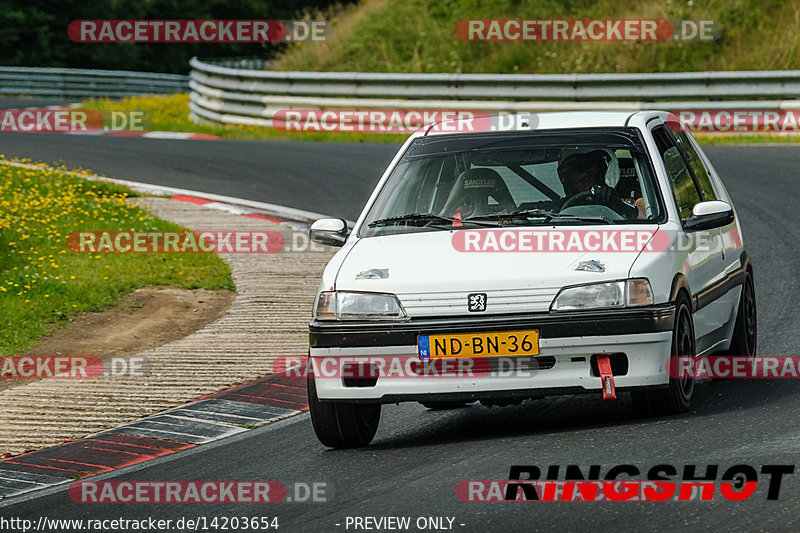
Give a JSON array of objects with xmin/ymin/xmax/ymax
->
[
  {"xmin": 677, "ymin": 130, "xmax": 744, "ymax": 344},
  {"xmin": 650, "ymin": 124, "xmax": 725, "ymax": 353}
]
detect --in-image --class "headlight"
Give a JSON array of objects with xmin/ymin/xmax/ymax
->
[
  {"xmin": 550, "ymin": 279, "xmax": 654, "ymax": 312},
  {"xmin": 314, "ymin": 291, "xmax": 407, "ymax": 321}
]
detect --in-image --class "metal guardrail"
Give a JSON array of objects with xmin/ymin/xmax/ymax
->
[
  {"xmin": 189, "ymin": 56, "xmax": 800, "ymax": 128},
  {"xmin": 202, "ymin": 57, "xmax": 272, "ymax": 70},
  {"xmin": 0, "ymin": 66, "xmax": 189, "ymax": 99}
]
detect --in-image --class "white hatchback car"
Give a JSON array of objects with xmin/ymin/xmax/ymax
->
[{"xmin": 306, "ymin": 111, "xmax": 756, "ymax": 448}]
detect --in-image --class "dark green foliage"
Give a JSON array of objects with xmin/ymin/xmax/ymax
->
[{"xmin": 0, "ymin": 0, "xmax": 346, "ymax": 73}]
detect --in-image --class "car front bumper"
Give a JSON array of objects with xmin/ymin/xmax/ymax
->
[{"xmin": 309, "ymin": 304, "xmax": 675, "ymax": 403}]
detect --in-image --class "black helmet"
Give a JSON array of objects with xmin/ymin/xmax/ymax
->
[{"xmin": 558, "ymin": 150, "xmax": 609, "ymax": 197}]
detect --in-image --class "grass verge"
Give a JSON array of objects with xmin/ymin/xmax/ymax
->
[
  {"xmin": 0, "ymin": 158, "xmax": 234, "ymax": 356},
  {"xmin": 692, "ymin": 133, "xmax": 800, "ymax": 145},
  {"xmin": 276, "ymin": 0, "xmax": 800, "ymax": 74}
]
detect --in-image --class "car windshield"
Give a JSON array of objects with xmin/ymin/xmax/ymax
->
[{"xmin": 360, "ymin": 128, "xmax": 662, "ymax": 237}]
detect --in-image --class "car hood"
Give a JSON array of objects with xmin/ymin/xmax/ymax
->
[{"xmin": 335, "ymin": 228, "xmax": 658, "ymax": 317}]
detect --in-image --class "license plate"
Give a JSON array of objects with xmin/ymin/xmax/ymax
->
[{"xmin": 417, "ymin": 330, "xmax": 539, "ymax": 359}]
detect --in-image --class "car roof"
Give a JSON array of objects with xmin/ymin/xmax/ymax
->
[{"xmin": 420, "ymin": 110, "xmax": 670, "ymax": 137}]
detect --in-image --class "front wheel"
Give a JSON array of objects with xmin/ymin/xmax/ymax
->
[
  {"xmin": 632, "ymin": 292, "xmax": 696, "ymax": 416},
  {"xmin": 308, "ymin": 376, "xmax": 380, "ymax": 448},
  {"xmin": 725, "ymin": 269, "xmax": 757, "ymax": 361}
]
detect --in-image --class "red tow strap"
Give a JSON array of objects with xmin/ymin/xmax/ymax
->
[{"xmin": 596, "ymin": 354, "xmax": 616, "ymax": 400}]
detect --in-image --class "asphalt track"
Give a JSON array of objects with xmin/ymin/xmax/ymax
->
[
  {"xmin": 2, "ymin": 120, "xmax": 800, "ymax": 531},
  {"xmin": 0, "ymin": 137, "xmax": 397, "ymax": 221}
]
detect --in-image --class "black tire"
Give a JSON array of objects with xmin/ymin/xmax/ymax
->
[
  {"xmin": 420, "ymin": 401, "xmax": 470, "ymax": 410},
  {"xmin": 725, "ymin": 269, "xmax": 757, "ymax": 362},
  {"xmin": 632, "ymin": 292, "xmax": 696, "ymax": 417},
  {"xmin": 307, "ymin": 376, "xmax": 380, "ymax": 448},
  {"xmin": 479, "ymin": 399, "xmax": 523, "ymax": 407}
]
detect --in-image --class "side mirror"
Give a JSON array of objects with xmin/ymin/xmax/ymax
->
[
  {"xmin": 682, "ymin": 200, "xmax": 734, "ymax": 232},
  {"xmin": 309, "ymin": 218, "xmax": 350, "ymax": 247}
]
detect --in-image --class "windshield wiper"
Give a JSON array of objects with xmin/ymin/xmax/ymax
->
[
  {"xmin": 465, "ymin": 209, "xmax": 614, "ymax": 225},
  {"xmin": 368, "ymin": 213, "xmax": 502, "ymax": 228}
]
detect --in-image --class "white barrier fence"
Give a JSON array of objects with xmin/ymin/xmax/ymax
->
[
  {"xmin": 188, "ymin": 56, "xmax": 800, "ymax": 130},
  {"xmin": 0, "ymin": 66, "xmax": 188, "ymax": 99}
]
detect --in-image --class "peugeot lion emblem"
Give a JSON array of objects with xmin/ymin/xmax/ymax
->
[{"xmin": 468, "ymin": 293, "xmax": 487, "ymax": 312}]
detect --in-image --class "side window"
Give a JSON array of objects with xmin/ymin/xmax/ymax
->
[
  {"xmin": 652, "ymin": 126, "xmax": 701, "ymax": 219},
  {"xmin": 673, "ymin": 131, "xmax": 717, "ymax": 202}
]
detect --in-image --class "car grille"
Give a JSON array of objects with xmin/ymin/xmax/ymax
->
[{"xmin": 397, "ymin": 287, "xmax": 560, "ymax": 317}]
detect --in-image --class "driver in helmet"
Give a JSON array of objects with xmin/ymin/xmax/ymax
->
[{"xmin": 557, "ymin": 150, "xmax": 643, "ymax": 219}]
